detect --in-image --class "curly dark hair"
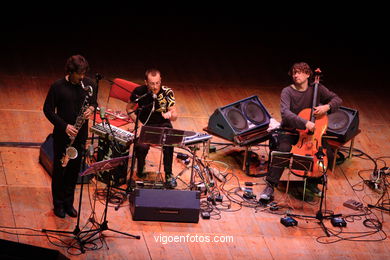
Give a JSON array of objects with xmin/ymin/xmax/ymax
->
[
  {"xmin": 288, "ymin": 62, "xmax": 312, "ymax": 77},
  {"xmin": 65, "ymin": 55, "xmax": 89, "ymax": 74}
]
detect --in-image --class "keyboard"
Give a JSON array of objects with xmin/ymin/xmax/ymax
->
[{"xmin": 90, "ymin": 123, "xmax": 134, "ymax": 145}]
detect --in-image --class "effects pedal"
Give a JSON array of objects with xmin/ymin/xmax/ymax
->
[
  {"xmin": 201, "ymin": 211, "xmax": 210, "ymax": 219},
  {"xmin": 268, "ymin": 201, "xmax": 279, "ymax": 211},
  {"xmin": 259, "ymin": 196, "xmax": 274, "ymax": 206},
  {"xmin": 331, "ymin": 217, "xmax": 347, "ymax": 227},
  {"xmin": 215, "ymin": 195, "xmax": 223, "ymax": 202},
  {"xmin": 280, "ymin": 216, "xmax": 297, "ymax": 227},
  {"xmin": 243, "ymin": 191, "xmax": 256, "ymax": 200},
  {"xmin": 343, "ymin": 199, "xmax": 363, "ymax": 211}
]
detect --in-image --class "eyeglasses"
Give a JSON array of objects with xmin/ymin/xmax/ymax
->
[{"xmin": 147, "ymin": 81, "xmax": 161, "ymax": 86}]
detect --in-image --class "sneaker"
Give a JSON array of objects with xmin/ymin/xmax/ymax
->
[
  {"xmin": 259, "ymin": 183, "xmax": 274, "ymax": 200},
  {"xmin": 136, "ymin": 169, "xmax": 147, "ymax": 179},
  {"xmin": 165, "ymin": 176, "xmax": 177, "ymax": 189}
]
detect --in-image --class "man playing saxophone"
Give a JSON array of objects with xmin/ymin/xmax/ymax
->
[{"xmin": 43, "ymin": 55, "xmax": 97, "ymax": 218}]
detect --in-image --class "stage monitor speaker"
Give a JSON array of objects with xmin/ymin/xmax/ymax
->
[
  {"xmin": 39, "ymin": 134, "xmax": 92, "ymax": 184},
  {"xmin": 96, "ymin": 137, "xmax": 129, "ymax": 187},
  {"xmin": 207, "ymin": 95, "xmax": 271, "ymax": 141},
  {"xmin": 129, "ymin": 188, "xmax": 200, "ymax": 223},
  {"xmin": 326, "ymin": 106, "xmax": 359, "ymax": 143},
  {"xmin": 0, "ymin": 238, "xmax": 69, "ymax": 259}
]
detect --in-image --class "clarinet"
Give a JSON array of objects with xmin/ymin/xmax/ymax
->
[{"xmin": 61, "ymin": 81, "xmax": 93, "ymax": 167}]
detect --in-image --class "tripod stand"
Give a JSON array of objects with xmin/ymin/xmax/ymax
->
[
  {"xmin": 42, "ymin": 146, "xmax": 94, "ymax": 253},
  {"xmin": 287, "ymin": 172, "xmax": 341, "ymax": 236},
  {"xmin": 43, "ymin": 156, "xmax": 140, "ymax": 253},
  {"xmin": 75, "ymin": 156, "xmax": 141, "ymax": 245}
]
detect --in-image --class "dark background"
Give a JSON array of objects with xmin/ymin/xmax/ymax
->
[{"xmin": 1, "ymin": 9, "xmax": 388, "ymax": 89}]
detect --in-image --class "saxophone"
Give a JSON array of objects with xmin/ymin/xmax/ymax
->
[{"xmin": 61, "ymin": 81, "xmax": 93, "ymax": 167}]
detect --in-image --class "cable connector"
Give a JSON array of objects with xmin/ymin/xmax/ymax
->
[{"xmin": 381, "ymin": 167, "xmax": 390, "ymax": 175}]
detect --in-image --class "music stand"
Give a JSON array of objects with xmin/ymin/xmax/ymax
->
[
  {"xmin": 139, "ymin": 126, "xmax": 186, "ymax": 184},
  {"xmin": 269, "ymin": 151, "xmax": 313, "ymax": 204},
  {"xmin": 270, "ymin": 151, "xmax": 314, "ymax": 172},
  {"xmin": 270, "ymin": 151, "xmax": 339, "ymax": 236}
]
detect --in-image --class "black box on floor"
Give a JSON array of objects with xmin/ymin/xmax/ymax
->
[
  {"xmin": 39, "ymin": 134, "xmax": 92, "ymax": 184},
  {"xmin": 129, "ymin": 188, "xmax": 200, "ymax": 223},
  {"xmin": 281, "ymin": 216, "xmax": 297, "ymax": 227},
  {"xmin": 0, "ymin": 238, "xmax": 69, "ymax": 259},
  {"xmin": 331, "ymin": 217, "xmax": 347, "ymax": 227}
]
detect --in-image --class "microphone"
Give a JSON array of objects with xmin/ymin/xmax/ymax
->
[
  {"xmin": 135, "ymin": 91, "xmax": 151, "ymax": 102},
  {"xmin": 88, "ymin": 144, "xmax": 94, "ymax": 157},
  {"xmin": 99, "ymin": 107, "xmax": 106, "ymax": 120}
]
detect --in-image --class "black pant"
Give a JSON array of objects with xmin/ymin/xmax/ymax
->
[
  {"xmin": 135, "ymin": 122, "xmax": 174, "ymax": 178},
  {"xmin": 266, "ymin": 130, "xmax": 334, "ymax": 187},
  {"xmin": 135, "ymin": 143, "xmax": 174, "ymax": 177},
  {"xmin": 52, "ymin": 134, "xmax": 85, "ymax": 210}
]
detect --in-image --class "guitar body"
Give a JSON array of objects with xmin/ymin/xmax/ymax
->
[{"xmin": 290, "ymin": 108, "xmax": 328, "ymax": 178}]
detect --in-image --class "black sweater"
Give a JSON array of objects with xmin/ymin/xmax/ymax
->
[
  {"xmin": 280, "ymin": 83, "xmax": 342, "ymax": 130},
  {"xmin": 43, "ymin": 77, "xmax": 98, "ymax": 141}
]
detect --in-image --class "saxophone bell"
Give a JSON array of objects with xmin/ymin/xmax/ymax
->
[
  {"xmin": 61, "ymin": 146, "xmax": 78, "ymax": 167},
  {"xmin": 66, "ymin": 146, "xmax": 78, "ymax": 160}
]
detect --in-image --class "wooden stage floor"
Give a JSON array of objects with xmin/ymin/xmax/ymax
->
[{"xmin": 0, "ymin": 69, "xmax": 389, "ymax": 260}]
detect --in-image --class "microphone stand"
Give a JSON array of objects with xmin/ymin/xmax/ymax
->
[
  {"xmin": 126, "ymin": 106, "xmax": 142, "ymax": 192},
  {"xmin": 126, "ymin": 98, "xmax": 156, "ymax": 191},
  {"xmin": 111, "ymin": 95, "xmax": 154, "ymax": 209},
  {"xmin": 98, "ymin": 113, "xmax": 130, "ymax": 206},
  {"xmin": 90, "ymin": 73, "xmax": 101, "ymax": 150},
  {"xmin": 75, "ymin": 163, "xmax": 141, "ymax": 246},
  {"xmin": 54, "ymin": 157, "xmax": 140, "ymax": 253}
]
